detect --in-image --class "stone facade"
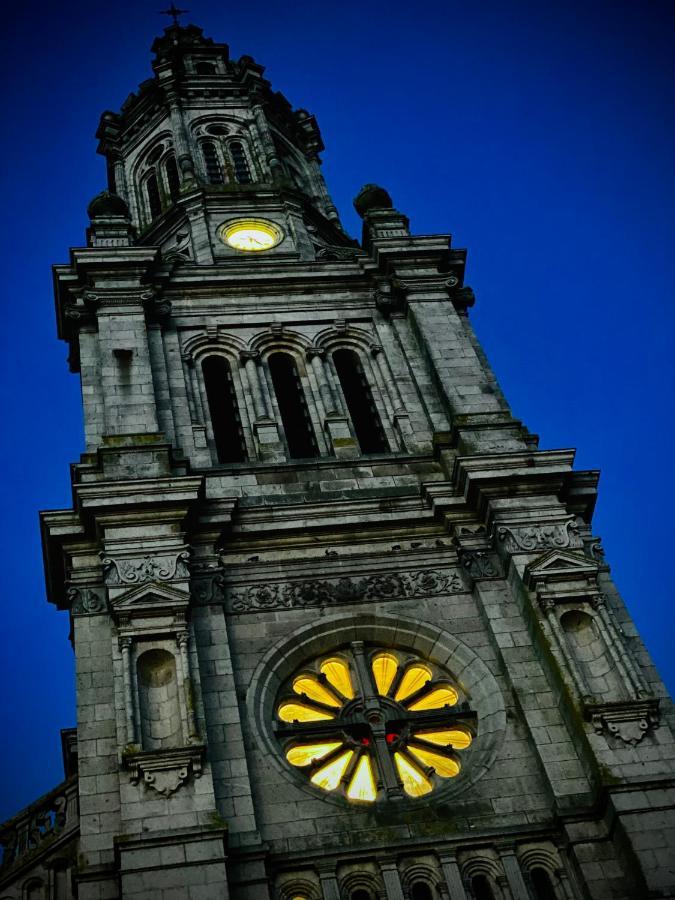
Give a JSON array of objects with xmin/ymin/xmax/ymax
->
[{"xmin": 1, "ymin": 19, "xmax": 674, "ymax": 900}]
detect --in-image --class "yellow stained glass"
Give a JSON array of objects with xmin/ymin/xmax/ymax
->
[
  {"xmin": 413, "ymin": 727, "xmax": 472, "ymax": 749},
  {"xmin": 286, "ymin": 741, "xmax": 343, "ymax": 767},
  {"xmin": 372, "ymin": 652, "xmax": 399, "ymax": 696},
  {"xmin": 394, "ymin": 752, "xmax": 433, "ymax": 797},
  {"xmin": 292, "ymin": 675, "xmax": 341, "ymax": 708},
  {"xmin": 346, "ymin": 754, "xmax": 377, "ymax": 802},
  {"xmin": 277, "ymin": 701, "xmax": 335, "ymax": 723},
  {"xmin": 320, "ymin": 657, "xmax": 355, "ymax": 699},
  {"xmin": 407, "ymin": 745, "xmax": 461, "ymax": 778},
  {"xmin": 394, "ymin": 663, "xmax": 432, "ymax": 701},
  {"xmin": 407, "ymin": 684, "xmax": 458, "ymax": 711},
  {"xmin": 310, "ymin": 749, "xmax": 354, "ymax": 791}
]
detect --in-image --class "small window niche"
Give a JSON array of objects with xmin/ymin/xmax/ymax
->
[{"xmin": 136, "ymin": 648, "xmax": 183, "ymax": 750}]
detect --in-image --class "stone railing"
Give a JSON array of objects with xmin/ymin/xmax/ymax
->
[{"xmin": 0, "ymin": 776, "xmax": 78, "ymax": 874}]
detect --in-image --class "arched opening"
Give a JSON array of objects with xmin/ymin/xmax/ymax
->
[
  {"xmin": 530, "ymin": 868, "xmax": 557, "ymax": 900},
  {"xmin": 332, "ymin": 349, "xmax": 387, "ymax": 454},
  {"xmin": 471, "ymin": 875, "xmax": 496, "ymax": 900},
  {"xmin": 145, "ymin": 172, "xmax": 162, "ymax": 219},
  {"xmin": 350, "ymin": 891, "xmax": 372, "ymax": 900},
  {"xmin": 165, "ymin": 155, "xmax": 181, "ymax": 202},
  {"xmin": 411, "ymin": 883, "xmax": 434, "ymax": 900},
  {"xmin": 196, "ymin": 61, "xmax": 216, "ymax": 74},
  {"xmin": 560, "ymin": 609, "xmax": 623, "ymax": 698},
  {"xmin": 229, "ymin": 141, "xmax": 252, "ymax": 184},
  {"xmin": 268, "ymin": 352, "xmax": 319, "ymax": 459},
  {"xmin": 137, "ymin": 649, "xmax": 182, "ymax": 750},
  {"xmin": 202, "ymin": 141, "xmax": 224, "ymax": 184},
  {"xmin": 25, "ymin": 880, "xmax": 44, "ymax": 900},
  {"xmin": 202, "ymin": 355, "xmax": 247, "ymax": 463}
]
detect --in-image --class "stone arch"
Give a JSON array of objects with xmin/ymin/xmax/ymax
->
[
  {"xmin": 136, "ymin": 648, "xmax": 182, "ymax": 750},
  {"xmin": 460, "ymin": 855, "xmax": 505, "ymax": 900},
  {"xmin": 276, "ymin": 875, "xmax": 321, "ymax": 900},
  {"xmin": 517, "ymin": 845, "xmax": 565, "ymax": 899},
  {"xmin": 400, "ymin": 861, "xmax": 442, "ymax": 898},
  {"xmin": 339, "ymin": 869, "xmax": 383, "ymax": 900},
  {"xmin": 181, "ymin": 331, "xmax": 247, "ymax": 363},
  {"xmin": 247, "ymin": 612, "xmax": 506, "ymax": 805},
  {"xmin": 22, "ymin": 879, "xmax": 44, "ymax": 900},
  {"xmin": 559, "ymin": 608, "xmax": 624, "ymax": 699}
]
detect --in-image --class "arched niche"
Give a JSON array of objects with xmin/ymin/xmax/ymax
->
[
  {"xmin": 560, "ymin": 609, "xmax": 624, "ymax": 699},
  {"xmin": 136, "ymin": 648, "xmax": 182, "ymax": 750}
]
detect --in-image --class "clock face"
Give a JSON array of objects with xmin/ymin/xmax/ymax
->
[{"xmin": 221, "ymin": 218, "xmax": 282, "ymax": 252}]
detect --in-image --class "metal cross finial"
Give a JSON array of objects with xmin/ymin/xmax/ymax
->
[{"xmin": 160, "ymin": 3, "xmax": 189, "ymax": 26}]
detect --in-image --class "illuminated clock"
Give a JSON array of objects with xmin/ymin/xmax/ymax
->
[{"xmin": 221, "ymin": 218, "xmax": 283, "ymax": 252}]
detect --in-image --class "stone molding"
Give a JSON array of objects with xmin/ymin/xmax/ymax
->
[
  {"xmin": 102, "ymin": 550, "xmax": 190, "ymax": 586},
  {"xmin": 124, "ymin": 745, "xmax": 205, "ymax": 797},
  {"xmin": 585, "ymin": 699, "xmax": 661, "ymax": 746},
  {"xmin": 227, "ymin": 566, "xmax": 464, "ymax": 613}
]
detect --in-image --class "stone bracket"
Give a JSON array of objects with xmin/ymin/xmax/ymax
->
[
  {"xmin": 124, "ymin": 744, "xmax": 206, "ymax": 797},
  {"xmin": 585, "ymin": 698, "xmax": 660, "ymax": 745}
]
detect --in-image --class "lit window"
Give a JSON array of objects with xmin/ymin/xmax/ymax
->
[{"xmin": 275, "ymin": 647, "xmax": 475, "ymax": 803}]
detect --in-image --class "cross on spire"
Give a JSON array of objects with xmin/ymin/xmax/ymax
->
[{"xmin": 160, "ymin": 3, "xmax": 189, "ymax": 26}]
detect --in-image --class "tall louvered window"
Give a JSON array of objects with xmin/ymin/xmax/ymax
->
[
  {"xmin": 202, "ymin": 356, "xmax": 247, "ymax": 463},
  {"xmin": 229, "ymin": 141, "xmax": 252, "ymax": 184},
  {"xmin": 145, "ymin": 172, "xmax": 162, "ymax": 219},
  {"xmin": 333, "ymin": 349, "xmax": 387, "ymax": 454},
  {"xmin": 202, "ymin": 141, "xmax": 224, "ymax": 184},
  {"xmin": 471, "ymin": 876, "xmax": 496, "ymax": 900},
  {"xmin": 268, "ymin": 353, "xmax": 318, "ymax": 459},
  {"xmin": 165, "ymin": 155, "xmax": 181, "ymax": 202}
]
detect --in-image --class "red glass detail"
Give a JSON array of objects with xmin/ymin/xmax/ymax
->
[
  {"xmin": 360, "ymin": 736, "xmax": 370, "ymax": 746},
  {"xmin": 386, "ymin": 733, "xmax": 399, "ymax": 744}
]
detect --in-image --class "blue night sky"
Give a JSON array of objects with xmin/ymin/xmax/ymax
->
[{"xmin": 0, "ymin": 0, "xmax": 673, "ymax": 821}]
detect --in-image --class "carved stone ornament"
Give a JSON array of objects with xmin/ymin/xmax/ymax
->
[
  {"xmin": 496, "ymin": 518, "xmax": 582, "ymax": 553},
  {"xmin": 458, "ymin": 549, "xmax": 503, "ymax": 580},
  {"xmin": 102, "ymin": 551, "xmax": 190, "ymax": 586},
  {"xmin": 67, "ymin": 586, "xmax": 106, "ymax": 615},
  {"xmin": 125, "ymin": 746, "xmax": 205, "ymax": 797},
  {"xmin": 228, "ymin": 567, "xmax": 463, "ymax": 613},
  {"xmin": 586, "ymin": 699, "xmax": 660, "ymax": 746},
  {"xmin": 191, "ymin": 574, "xmax": 226, "ymax": 605}
]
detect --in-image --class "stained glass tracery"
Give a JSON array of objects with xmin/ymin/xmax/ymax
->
[{"xmin": 275, "ymin": 647, "xmax": 475, "ymax": 803}]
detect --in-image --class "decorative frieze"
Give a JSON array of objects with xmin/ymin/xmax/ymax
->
[
  {"xmin": 102, "ymin": 551, "xmax": 190, "ymax": 586},
  {"xmin": 228, "ymin": 567, "xmax": 464, "ymax": 613}
]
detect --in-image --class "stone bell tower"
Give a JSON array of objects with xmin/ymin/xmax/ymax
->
[{"xmin": 1, "ymin": 15, "xmax": 673, "ymax": 900}]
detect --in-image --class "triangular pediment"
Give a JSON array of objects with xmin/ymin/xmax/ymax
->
[
  {"xmin": 110, "ymin": 581, "xmax": 190, "ymax": 615},
  {"xmin": 525, "ymin": 549, "xmax": 598, "ymax": 586}
]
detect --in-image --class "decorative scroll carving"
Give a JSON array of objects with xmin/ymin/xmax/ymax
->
[
  {"xmin": 496, "ymin": 519, "xmax": 582, "ymax": 553},
  {"xmin": 229, "ymin": 568, "xmax": 463, "ymax": 613},
  {"xmin": 102, "ymin": 551, "xmax": 190, "ymax": 586},
  {"xmin": 315, "ymin": 245, "xmax": 359, "ymax": 261},
  {"xmin": 458, "ymin": 549, "xmax": 503, "ymax": 580},
  {"xmin": 191, "ymin": 574, "xmax": 226, "ymax": 605},
  {"xmin": 125, "ymin": 746, "xmax": 205, "ymax": 798},
  {"xmin": 586, "ymin": 699, "xmax": 660, "ymax": 746},
  {"xmin": 67, "ymin": 586, "xmax": 106, "ymax": 615}
]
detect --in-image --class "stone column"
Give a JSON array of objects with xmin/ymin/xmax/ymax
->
[
  {"xmin": 499, "ymin": 848, "xmax": 530, "ymax": 900},
  {"xmin": 177, "ymin": 629, "xmax": 199, "ymax": 741},
  {"xmin": 592, "ymin": 596, "xmax": 644, "ymax": 697},
  {"xmin": 318, "ymin": 867, "xmax": 342, "ymax": 900},
  {"xmin": 379, "ymin": 859, "xmax": 405, "ymax": 900},
  {"xmin": 439, "ymin": 854, "xmax": 469, "ymax": 900},
  {"xmin": 240, "ymin": 350, "xmax": 285, "ymax": 461},
  {"xmin": 307, "ymin": 348, "xmax": 338, "ymax": 414},
  {"xmin": 119, "ymin": 636, "xmax": 136, "ymax": 746},
  {"xmin": 307, "ymin": 348, "xmax": 357, "ymax": 458}
]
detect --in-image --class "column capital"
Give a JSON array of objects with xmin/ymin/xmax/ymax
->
[{"xmin": 239, "ymin": 349, "xmax": 260, "ymax": 363}]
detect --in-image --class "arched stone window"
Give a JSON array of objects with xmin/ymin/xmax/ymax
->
[
  {"xmin": 145, "ymin": 172, "xmax": 162, "ymax": 219},
  {"xmin": 470, "ymin": 874, "xmax": 496, "ymax": 900},
  {"xmin": 350, "ymin": 891, "xmax": 372, "ymax": 900},
  {"xmin": 229, "ymin": 140, "xmax": 252, "ymax": 184},
  {"xmin": 411, "ymin": 883, "xmax": 434, "ymax": 900},
  {"xmin": 268, "ymin": 352, "xmax": 319, "ymax": 459},
  {"xmin": 137, "ymin": 649, "xmax": 182, "ymax": 750},
  {"xmin": 332, "ymin": 348, "xmax": 387, "ymax": 454},
  {"xmin": 164, "ymin": 154, "xmax": 181, "ymax": 202},
  {"xmin": 201, "ymin": 140, "xmax": 224, "ymax": 185},
  {"xmin": 202, "ymin": 355, "xmax": 247, "ymax": 463},
  {"xmin": 530, "ymin": 867, "xmax": 557, "ymax": 900}
]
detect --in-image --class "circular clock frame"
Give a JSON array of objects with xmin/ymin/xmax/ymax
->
[{"xmin": 220, "ymin": 218, "xmax": 283, "ymax": 252}]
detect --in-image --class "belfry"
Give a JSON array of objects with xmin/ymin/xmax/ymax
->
[{"xmin": 1, "ymin": 18, "xmax": 673, "ymax": 900}]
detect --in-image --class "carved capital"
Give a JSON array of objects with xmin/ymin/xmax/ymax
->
[
  {"xmin": 586, "ymin": 698, "xmax": 660, "ymax": 746},
  {"xmin": 67, "ymin": 586, "xmax": 106, "ymax": 615},
  {"xmin": 239, "ymin": 349, "xmax": 260, "ymax": 363}
]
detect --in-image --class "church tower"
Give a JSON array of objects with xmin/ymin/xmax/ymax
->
[{"xmin": 2, "ymin": 17, "xmax": 674, "ymax": 900}]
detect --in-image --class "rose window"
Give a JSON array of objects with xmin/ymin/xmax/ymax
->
[{"xmin": 274, "ymin": 642, "xmax": 476, "ymax": 803}]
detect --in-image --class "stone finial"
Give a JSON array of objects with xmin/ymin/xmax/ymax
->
[
  {"xmin": 353, "ymin": 183, "xmax": 393, "ymax": 218},
  {"xmin": 87, "ymin": 190, "xmax": 130, "ymax": 220}
]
